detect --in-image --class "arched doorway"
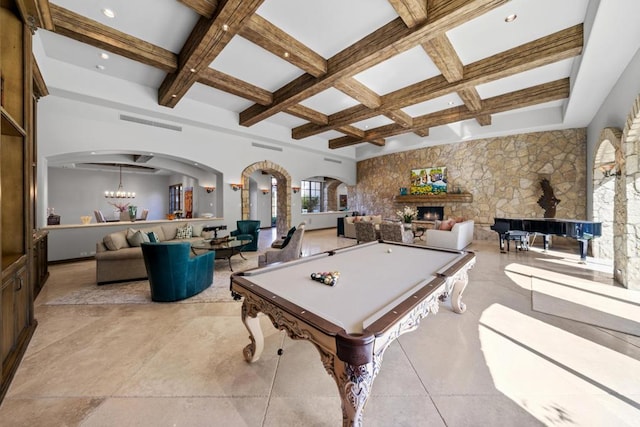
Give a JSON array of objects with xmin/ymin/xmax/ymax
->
[
  {"xmin": 617, "ymin": 94, "xmax": 640, "ymax": 289},
  {"xmin": 240, "ymin": 161, "xmax": 291, "ymax": 236},
  {"xmin": 592, "ymin": 127, "xmax": 621, "ymax": 260}
]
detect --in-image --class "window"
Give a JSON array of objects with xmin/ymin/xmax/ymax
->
[
  {"xmin": 271, "ymin": 177, "xmax": 277, "ymax": 227},
  {"xmin": 169, "ymin": 183, "xmax": 182, "ymax": 213},
  {"xmin": 301, "ymin": 180, "xmax": 322, "ymax": 213}
]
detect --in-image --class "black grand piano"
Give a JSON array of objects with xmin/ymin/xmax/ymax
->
[{"xmin": 491, "ymin": 218, "xmax": 602, "ymax": 262}]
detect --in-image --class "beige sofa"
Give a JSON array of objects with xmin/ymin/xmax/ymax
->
[
  {"xmin": 95, "ymin": 222, "xmax": 211, "ymax": 284},
  {"xmin": 425, "ymin": 219, "xmax": 474, "ymax": 250},
  {"xmin": 343, "ymin": 215, "xmax": 382, "ymax": 239}
]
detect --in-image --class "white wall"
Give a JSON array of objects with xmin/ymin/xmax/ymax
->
[
  {"xmin": 586, "ymin": 47, "xmax": 640, "ymax": 216},
  {"xmin": 37, "ymin": 95, "xmax": 357, "ymax": 229},
  {"xmin": 48, "ymin": 167, "xmax": 170, "ymax": 224}
]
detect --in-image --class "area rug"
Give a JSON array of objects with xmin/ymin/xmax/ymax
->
[{"xmin": 45, "ymin": 255, "xmax": 258, "ymax": 305}]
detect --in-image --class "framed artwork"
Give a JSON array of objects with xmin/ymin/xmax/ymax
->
[
  {"xmin": 339, "ymin": 194, "xmax": 347, "ymax": 209},
  {"xmin": 410, "ymin": 167, "xmax": 447, "ymax": 195}
]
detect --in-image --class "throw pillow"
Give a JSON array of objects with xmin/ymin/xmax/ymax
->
[
  {"xmin": 191, "ymin": 223, "xmax": 204, "ymax": 237},
  {"xmin": 126, "ymin": 228, "xmax": 150, "ymax": 247},
  {"xmin": 280, "ymin": 226, "xmax": 296, "ymax": 248},
  {"xmin": 176, "ymin": 224, "xmax": 193, "ymax": 239},
  {"xmin": 103, "ymin": 231, "xmax": 129, "ymax": 251},
  {"xmin": 439, "ymin": 219, "xmax": 456, "ymax": 231},
  {"xmin": 147, "ymin": 231, "xmax": 159, "ymax": 242}
]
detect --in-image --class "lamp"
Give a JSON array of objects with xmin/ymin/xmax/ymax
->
[
  {"xmin": 104, "ymin": 165, "xmax": 135, "ymax": 200},
  {"xmin": 205, "ymin": 186, "xmax": 216, "ymax": 193},
  {"xmin": 230, "ymin": 183, "xmax": 243, "ymax": 191},
  {"xmin": 597, "ymin": 162, "xmax": 620, "ymax": 177},
  {"xmin": 260, "ymin": 188, "xmax": 269, "ymax": 195},
  {"xmin": 292, "ymin": 186, "xmax": 300, "ymax": 194}
]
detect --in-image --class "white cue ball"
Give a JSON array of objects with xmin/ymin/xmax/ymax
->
[{"xmin": 387, "ymin": 248, "xmax": 392, "ymax": 253}]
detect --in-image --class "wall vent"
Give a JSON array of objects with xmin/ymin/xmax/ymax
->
[
  {"xmin": 120, "ymin": 114, "xmax": 182, "ymax": 132},
  {"xmin": 324, "ymin": 157, "xmax": 342, "ymax": 164},
  {"xmin": 252, "ymin": 142, "xmax": 283, "ymax": 152}
]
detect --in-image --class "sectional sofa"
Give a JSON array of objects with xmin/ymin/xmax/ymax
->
[{"xmin": 95, "ymin": 222, "xmax": 211, "ymax": 284}]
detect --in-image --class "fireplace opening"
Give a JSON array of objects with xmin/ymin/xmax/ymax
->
[{"xmin": 417, "ymin": 206, "xmax": 444, "ymax": 221}]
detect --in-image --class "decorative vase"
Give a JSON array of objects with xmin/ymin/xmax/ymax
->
[{"xmin": 128, "ymin": 206, "xmax": 137, "ymax": 221}]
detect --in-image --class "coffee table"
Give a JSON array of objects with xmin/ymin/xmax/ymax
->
[{"xmin": 191, "ymin": 238, "xmax": 251, "ymax": 271}]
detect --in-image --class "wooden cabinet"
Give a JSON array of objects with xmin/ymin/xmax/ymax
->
[
  {"xmin": 0, "ymin": 1, "xmax": 37, "ymax": 403},
  {"xmin": 32, "ymin": 230, "xmax": 48, "ymax": 298}
]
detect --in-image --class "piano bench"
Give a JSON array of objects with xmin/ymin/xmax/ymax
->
[{"xmin": 506, "ymin": 231, "xmax": 530, "ymax": 251}]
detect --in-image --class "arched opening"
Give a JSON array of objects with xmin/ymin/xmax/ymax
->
[
  {"xmin": 617, "ymin": 94, "xmax": 640, "ymax": 289},
  {"xmin": 240, "ymin": 161, "xmax": 291, "ymax": 236},
  {"xmin": 592, "ymin": 128, "xmax": 621, "ymax": 260}
]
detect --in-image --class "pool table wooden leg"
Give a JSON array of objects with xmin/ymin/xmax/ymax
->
[
  {"xmin": 450, "ymin": 277, "xmax": 468, "ymax": 314},
  {"xmin": 240, "ymin": 303, "xmax": 264, "ymax": 363},
  {"xmin": 318, "ymin": 347, "xmax": 379, "ymax": 427}
]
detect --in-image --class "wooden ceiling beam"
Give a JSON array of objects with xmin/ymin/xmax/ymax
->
[
  {"xmin": 35, "ymin": 0, "xmax": 53, "ymax": 30},
  {"xmin": 239, "ymin": 0, "xmax": 509, "ymax": 127},
  {"xmin": 332, "ymin": 78, "xmax": 569, "ymax": 146},
  {"xmin": 457, "ymin": 87, "xmax": 483, "ymax": 111},
  {"xmin": 293, "ymin": 24, "xmax": 582, "ymax": 140},
  {"xmin": 178, "ymin": 0, "xmax": 218, "ymax": 19},
  {"xmin": 329, "ymin": 135, "xmax": 386, "ymax": 149},
  {"xmin": 284, "ymin": 104, "xmax": 328, "ymax": 125},
  {"xmin": 158, "ymin": 0, "xmax": 264, "ymax": 108},
  {"xmin": 383, "ymin": 109, "xmax": 413, "ymax": 128},
  {"xmin": 414, "ymin": 128, "xmax": 430, "ymax": 137},
  {"xmin": 421, "ymin": 34, "xmax": 463, "ymax": 82},
  {"xmin": 239, "ymin": 14, "xmax": 327, "ymax": 77},
  {"xmin": 197, "ymin": 68, "xmax": 272, "ymax": 105},
  {"xmin": 387, "ymin": 0, "xmax": 428, "ymax": 27},
  {"xmin": 49, "ymin": 4, "xmax": 177, "ymax": 72},
  {"xmin": 334, "ymin": 77, "xmax": 381, "ymax": 109},
  {"xmin": 475, "ymin": 114, "xmax": 492, "ymax": 126}
]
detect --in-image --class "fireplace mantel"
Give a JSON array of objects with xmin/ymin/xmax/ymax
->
[{"xmin": 393, "ymin": 193, "xmax": 473, "ymax": 204}]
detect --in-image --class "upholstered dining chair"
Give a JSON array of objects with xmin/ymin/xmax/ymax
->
[
  {"xmin": 140, "ymin": 242, "xmax": 214, "ymax": 302},
  {"xmin": 230, "ymin": 220, "xmax": 261, "ymax": 251},
  {"xmin": 140, "ymin": 209, "xmax": 149, "ymax": 220},
  {"xmin": 379, "ymin": 221, "xmax": 414, "ymax": 244},
  {"xmin": 355, "ymin": 221, "xmax": 377, "ymax": 244},
  {"xmin": 258, "ymin": 223, "xmax": 305, "ymax": 267},
  {"xmin": 94, "ymin": 210, "xmax": 106, "ymax": 223}
]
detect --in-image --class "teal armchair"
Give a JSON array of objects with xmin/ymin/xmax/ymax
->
[
  {"xmin": 230, "ymin": 220, "xmax": 260, "ymax": 251},
  {"xmin": 141, "ymin": 242, "xmax": 214, "ymax": 302}
]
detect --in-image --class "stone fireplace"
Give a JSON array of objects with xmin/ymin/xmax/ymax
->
[{"xmin": 417, "ymin": 206, "xmax": 444, "ymax": 221}]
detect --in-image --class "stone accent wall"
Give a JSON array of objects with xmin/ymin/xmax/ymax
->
[
  {"xmin": 355, "ymin": 129, "xmax": 587, "ymax": 240},
  {"xmin": 241, "ymin": 160, "xmax": 291, "ymax": 235}
]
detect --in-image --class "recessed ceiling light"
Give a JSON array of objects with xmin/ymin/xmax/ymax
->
[
  {"xmin": 91, "ymin": 152, "xmax": 96, "ymax": 155},
  {"xmin": 100, "ymin": 52, "xmax": 109, "ymax": 60},
  {"xmin": 448, "ymin": 101, "xmax": 455, "ymax": 106},
  {"xmin": 102, "ymin": 8, "xmax": 115, "ymax": 18},
  {"xmin": 171, "ymin": 94, "xmax": 177, "ymax": 98},
  {"xmin": 190, "ymin": 68, "xmax": 197, "ymax": 73},
  {"xmin": 283, "ymin": 52, "xmax": 290, "ymax": 58},
  {"xmin": 505, "ymin": 14, "xmax": 517, "ymax": 23},
  {"xmin": 222, "ymin": 24, "xmax": 229, "ymax": 31},
  {"xmin": 95, "ymin": 64, "xmax": 105, "ymax": 70}
]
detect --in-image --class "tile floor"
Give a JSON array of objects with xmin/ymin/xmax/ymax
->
[{"xmin": 1, "ymin": 228, "xmax": 639, "ymax": 426}]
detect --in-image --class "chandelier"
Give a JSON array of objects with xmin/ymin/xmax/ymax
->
[{"xmin": 105, "ymin": 165, "xmax": 135, "ymax": 199}]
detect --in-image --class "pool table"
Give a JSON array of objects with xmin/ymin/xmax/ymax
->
[{"xmin": 230, "ymin": 241, "xmax": 476, "ymax": 426}]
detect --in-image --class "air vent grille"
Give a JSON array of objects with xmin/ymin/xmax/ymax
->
[
  {"xmin": 252, "ymin": 142, "xmax": 283, "ymax": 152},
  {"xmin": 324, "ymin": 157, "xmax": 342, "ymax": 164},
  {"xmin": 120, "ymin": 114, "xmax": 182, "ymax": 132}
]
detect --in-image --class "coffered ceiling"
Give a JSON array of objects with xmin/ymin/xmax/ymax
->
[{"xmin": 30, "ymin": 0, "xmax": 640, "ymax": 159}]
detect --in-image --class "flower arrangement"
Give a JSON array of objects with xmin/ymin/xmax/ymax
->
[
  {"xmin": 397, "ymin": 206, "xmax": 417, "ymax": 223},
  {"xmin": 108, "ymin": 201, "xmax": 131, "ymax": 212}
]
